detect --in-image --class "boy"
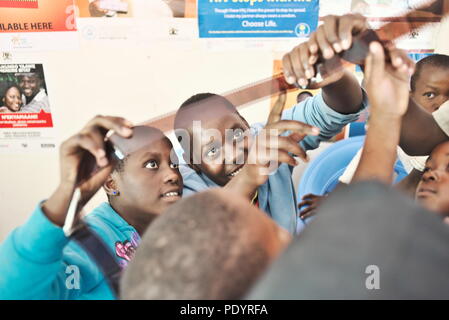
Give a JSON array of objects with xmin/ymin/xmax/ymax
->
[
  {"xmin": 174, "ymin": 14, "xmax": 380, "ymax": 234},
  {"xmin": 410, "ymin": 54, "xmax": 449, "ymax": 113},
  {"xmin": 0, "ymin": 118, "xmax": 183, "ymax": 299},
  {"xmin": 121, "ymin": 189, "xmax": 291, "ymax": 300}
]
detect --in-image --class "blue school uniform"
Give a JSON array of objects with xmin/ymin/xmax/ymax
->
[
  {"xmin": 0, "ymin": 202, "xmax": 140, "ymax": 300},
  {"xmin": 181, "ymin": 92, "xmax": 368, "ymax": 234}
]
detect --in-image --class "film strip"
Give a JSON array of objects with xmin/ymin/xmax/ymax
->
[{"xmin": 139, "ymin": 0, "xmax": 449, "ymax": 134}]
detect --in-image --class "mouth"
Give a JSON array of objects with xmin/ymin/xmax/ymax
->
[
  {"xmin": 416, "ymin": 188, "xmax": 437, "ymax": 197},
  {"xmin": 227, "ymin": 165, "xmax": 244, "ymax": 178},
  {"xmin": 160, "ymin": 190, "xmax": 182, "ymax": 201}
]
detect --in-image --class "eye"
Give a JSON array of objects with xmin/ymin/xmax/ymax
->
[
  {"xmin": 170, "ymin": 163, "xmax": 179, "ymax": 169},
  {"xmin": 423, "ymin": 92, "xmax": 436, "ymax": 100},
  {"xmin": 206, "ymin": 146, "xmax": 220, "ymax": 159},
  {"xmin": 233, "ymin": 130, "xmax": 244, "ymax": 141},
  {"xmin": 145, "ymin": 160, "xmax": 158, "ymax": 169}
]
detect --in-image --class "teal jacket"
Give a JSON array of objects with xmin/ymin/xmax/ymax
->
[{"xmin": 0, "ymin": 202, "xmax": 140, "ymax": 300}]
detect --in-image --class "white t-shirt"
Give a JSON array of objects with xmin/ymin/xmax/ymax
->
[{"xmin": 433, "ymin": 100, "xmax": 449, "ymax": 137}]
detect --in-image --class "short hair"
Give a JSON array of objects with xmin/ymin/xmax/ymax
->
[
  {"xmin": 174, "ymin": 93, "xmax": 238, "ymax": 143},
  {"xmin": 410, "ymin": 54, "xmax": 449, "ymax": 92},
  {"xmin": 120, "ymin": 190, "xmax": 272, "ymax": 300},
  {"xmin": 1, "ymin": 84, "xmax": 21, "ymax": 100}
]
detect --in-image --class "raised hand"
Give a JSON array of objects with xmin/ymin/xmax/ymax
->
[{"xmin": 43, "ymin": 115, "xmax": 133, "ymax": 226}]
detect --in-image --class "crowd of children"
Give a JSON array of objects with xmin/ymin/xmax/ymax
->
[{"xmin": 1, "ymin": 13, "xmax": 449, "ymax": 300}]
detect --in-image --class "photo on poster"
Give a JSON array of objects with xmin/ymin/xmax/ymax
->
[
  {"xmin": 74, "ymin": 0, "xmax": 187, "ymax": 18},
  {"xmin": 0, "ymin": 64, "xmax": 56, "ymax": 153}
]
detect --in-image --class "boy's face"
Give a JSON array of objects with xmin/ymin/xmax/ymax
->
[
  {"xmin": 3, "ymin": 87, "xmax": 22, "ymax": 112},
  {"xmin": 416, "ymin": 141, "xmax": 449, "ymax": 217},
  {"xmin": 411, "ymin": 65, "xmax": 449, "ymax": 113},
  {"xmin": 114, "ymin": 135, "xmax": 183, "ymax": 216},
  {"xmin": 19, "ymin": 74, "xmax": 41, "ymax": 98},
  {"xmin": 189, "ymin": 103, "xmax": 251, "ymax": 186}
]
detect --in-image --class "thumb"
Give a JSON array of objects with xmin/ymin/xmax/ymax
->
[{"xmin": 366, "ymin": 42, "xmax": 385, "ymax": 83}]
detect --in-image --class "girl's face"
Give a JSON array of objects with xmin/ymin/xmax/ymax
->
[
  {"xmin": 416, "ymin": 141, "xmax": 449, "ymax": 218},
  {"xmin": 112, "ymin": 135, "xmax": 183, "ymax": 218},
  {"xmin": 3, "ymin": 87, "xmax": 22, "ymax": 112}
]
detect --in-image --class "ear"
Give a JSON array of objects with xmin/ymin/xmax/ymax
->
[{"xmin": 103, "ymin": 173, "xmax": 119, "ymax": 196}]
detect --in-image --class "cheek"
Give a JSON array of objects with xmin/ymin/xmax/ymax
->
[{"xmin": 200, "ymin": 161, "xmax": 224, "ymax": 176}]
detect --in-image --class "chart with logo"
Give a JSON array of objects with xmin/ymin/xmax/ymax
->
[{"xmin": 198, "ymin": 0, "xmax": 320, "ymax": 38}]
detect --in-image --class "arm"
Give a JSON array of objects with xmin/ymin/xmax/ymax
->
[
  {"xmin": 282, "ymin": 14, "xmax": 368, "ymax": 115},
  {"xmin": 0, "ymin": 116, "xmax": 133, "ymax": 299},
  {"xmin": 399, "ymin": 98, "xmax": 448, "ymax": 156},
  {"xmin": 353, "ymin": 42, "xmax": 414, "ymax": 184},
  {"xmin": 353, "ymin": 113, "xmax": 401, "ymax": 183}
]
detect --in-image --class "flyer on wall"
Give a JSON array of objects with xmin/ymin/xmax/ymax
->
[
  {"xmin": 0, "ymin": 0, "xmax": 78, "ymax": 51},
  {"xmin": 198, "ymin": 0, "xmax": 320, "ymax": 38},
  {"xmin": 0, "ymin": 63, "xmax": 57, "ymax": 153},
  {"xmin": 74, "ymin": 0, "xmax": 187, "ymax": 18}
]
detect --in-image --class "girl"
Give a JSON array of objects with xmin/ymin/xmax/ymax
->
[{"xmin": 0, "ymin": 116, "xmax": 183, "ymax": 299}]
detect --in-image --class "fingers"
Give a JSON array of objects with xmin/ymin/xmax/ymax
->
[
  {"xmin": 282, "ymin": 53, "xmax": 297, "ymax": 86},
  {"xmin": 322, "ymin": 16, "xmax": 342, "ymax": 54},
  {"xmin": 83, "ymin": 115, "xmax": 133, "ymax": 138},
  {"xmin": 275, "ymin": 136, "xmax": 308, "ymax": 163},
  {"xmin": 283, "ymin": 42, "xmax": 318, "ymax": 87},
  {"xmin": 75, "ymin": 132, "xmax": 109, "ymax": 168},
  {"xmin": 338, "ymin": 14, "xmax": 368, "ymax": 50},
  {"xmin": 299, "ymin": 206, "xmax": 317, "ymax": 220},
  {"xmin": 365, "ymin": 42, "xmax": 385, "ymax": 83},
  {"xmin": 266, "ymin": 120, "xmax": 320, "ymax": 136},
  {"xmin": 298, "ymin": 194, "xmax": 325, "ymax": 219},
  {"xmin": 386, "ymin": 45, "xmax": 415, "ymax": 77}
]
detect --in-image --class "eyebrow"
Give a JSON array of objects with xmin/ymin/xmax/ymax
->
[
  {"xmin": 201, "ymin": 136, "xmax": 216, "ymax": 147},
  {"xmin": 138, "ymin": 151, "xmax": 161, "ymax": 162},
  {"xmin": 424, "ymin": 85, "xmax": 439, "ymax": 91}
]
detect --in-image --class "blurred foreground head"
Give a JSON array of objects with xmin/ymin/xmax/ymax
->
[{"xmin": 120, "ymin": 189, "xmax": 290, "ymax": 300}]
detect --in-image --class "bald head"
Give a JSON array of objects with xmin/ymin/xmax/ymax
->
[
  {"xmin": 120, "ymin": 189, "xmax": 290, "ymax": 300},
  {"xmin": 109, "ymin": 125, "xmax": 167, "ymax": 159}
]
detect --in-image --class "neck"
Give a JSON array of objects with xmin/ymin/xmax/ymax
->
[
  {"xmin": 26, "ymin": 91, "xmax": 39, "ymax": 103},
  {"xmin": 109, "ymin": 201, "xmax": 157, "ymax": 236}
]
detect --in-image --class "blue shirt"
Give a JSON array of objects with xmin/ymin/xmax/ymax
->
[
  {"xmin": 0, "ymin": 202, "xmax": 140, "ymax": 300},
  {"xmin": 181, "ymin": 92, "xmax": 368, "ymax": 234}
]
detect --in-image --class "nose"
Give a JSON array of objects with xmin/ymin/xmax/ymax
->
[
  {"xmin": 435, "ymin": 96, "xmax": 449, "ymax": 111},
  {"xmin": 225, "ymin": 139, "xmax": 247, "ymax": 165},
  {"xmin": 162, "ymin": 167, "xmax": 180, "ymax": 185},
  {"xmin": 423, "ymin": 169, "xmax": 438, "ymax": 182}
]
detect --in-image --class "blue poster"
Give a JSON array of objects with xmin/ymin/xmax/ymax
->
[{"xmin": 198, "ymin": 0, "xmax": 320, "ymax": 38}]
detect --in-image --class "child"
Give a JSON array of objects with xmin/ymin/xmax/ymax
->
[
  {"xmin": 415, "ymin": 141, "xmax": 449, "ymax": 224},
  {"xmin": 0, "ymin": 84, "xmax": 23, "ymax": 113},
  {"xmin": 353, "ymin": 42, "xmax": 449, "ymax": 225},
  {"xmin": 0, "ymin": 117, "xmax": 183, "ymax": 299},
  {"xmin": 299, "ymin": 54, "xmax": 449, "ymax": 217},
  {"xmin": 121, "ymin": 189, "xmax": 291, "ymax": 300},
  {"xmin": 410, "ymin": 54, "xmax": 449, "ymax": 113},
  {"xmin": 174, "ymin": 14, "xmax": 379, "ymax": 234}
]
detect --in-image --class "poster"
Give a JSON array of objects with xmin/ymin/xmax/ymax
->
[
  {"xmin": 0, "ymin": 0, "xmax": 78, "ymax": 51},
  {"xmin": 74, "ymin": 0, "xmax": 187, "ymax": 18},
  {"xmin": 198, "ymin": 0, "xmax": 320, "ymax": 38},
  {"xmin": 0, "ymin": 64, "xmax": 56, "ymax": 152}
]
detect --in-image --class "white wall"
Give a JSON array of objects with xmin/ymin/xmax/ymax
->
[
  {"xmin": 0, "ymin": 18, "xmax": 276, "ymax": 240},
  {"xmin": 1, "ymin": 7, "xmax": 449, "ymax": 240}
]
